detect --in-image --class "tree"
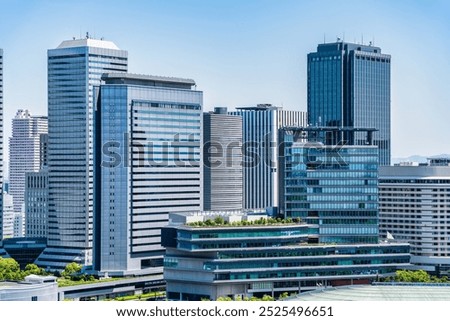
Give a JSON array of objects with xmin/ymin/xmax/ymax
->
[
  {"xmin": 0, "ymin": 257, "xmax": 22, "ymax": 281},
  {"xmin": 24, "ymin": 263, "xmax": 45, "ymax": 276},
  {"xmin": 394, "ymin": 270, "xmax": 431, "ymax": 283},
  {"xmin": 61, "ymin": 262, "xmax": 82, "ymax": 279}
]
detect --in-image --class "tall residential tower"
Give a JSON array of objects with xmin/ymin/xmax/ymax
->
[
  {"xmin": 9, "ymin": 109, "xmax": 47, "ymax": 213},
  {"xmin": 308, "ymin": 41, "xmax": 391, "ymax": 165},
  {"xmin": 36, "ymin": 37, "xmax": 128, "ymax": 269}
]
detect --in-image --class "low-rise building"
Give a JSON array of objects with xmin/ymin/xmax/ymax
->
[
  {"xmin": 379, "ymin": 160, "xmax": 450, "ymax": 275},
  {"xmin": 0, "ymin": 275, "xmax": 58, "ymax": 301},
  {"xmin": 162, "ymin": 210, "xmax": 411, "ymax": 300}
]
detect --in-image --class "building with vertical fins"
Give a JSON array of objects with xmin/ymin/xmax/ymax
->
[
  {"xmin": 203, "ymin": 107, "xmax": 242, "ymax": 211},
  {"xmin": 307, "ymin": 41, "xmax": 391, "ymax": 165},
  {"xmin": 25, "ymin": 169, "xmax": 48, "ymax": 238},
  {"xmin": 9, "ymin": 109, "xmax": 47, "ymax": 213},
  {"xmin": 230, "ymin": 105, "xmax": 307, "ymax": 210},
  {"xmin": 36, "ymin": 37, "xmax": 128, "ymax": 270},
  {"xmin": 0, "ymin": 49, "xmax": 4, "ymax": 240},
  {"xmin": 94, "ymin": 73, "xmax": 203, "ymax": 276}
]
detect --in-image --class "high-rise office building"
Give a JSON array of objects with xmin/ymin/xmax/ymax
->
[
  {"xmin": 203, "ymin": 107, "xmax": 242, "ymax": 211},
  {"xmin": 307, "ymin": 41, "xmax": 391, "ymax": 165},
  {"xmin": 279, "ymin": 127, "xmax": 379, "ymax": 244},
  {"xmin": 2, "ymin": 192, "xmax": 14, "ymax": 239},
  {"xmin": 9, "ymin": 109, "xmax": 47, "ymax": 213},
  {"xmin": 94, "ymin": 73, "xmax": 203, "ymax": 276},
  {"xmin": 0, "ymin": 49, "xmax": 4, "ymax": 240},
  {"xmin": 36, "ymin": 37, "xmax": 128, "ymax": 269},
  {"xmin": 13, "ymin": 212, "xmax": 25, "ymax": 237},
  {"xmin": 379, "ymin": 160, "xmax": 450, "ymax": 275},
  {"xmin": 39, "ymin": 134, "xmax": 48, "ymax": 169},
  {"xmin": 230, "ymin": 105, "xmax": 307, "ymax": 210},
  {"xmin": 25, "ymin": 169, "xmax": 48, "ymax": 238}
]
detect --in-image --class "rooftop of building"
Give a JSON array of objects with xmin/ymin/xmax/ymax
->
[
  {"xmin": 0, "ymin": 275, "xmax": 57, "ymax": 290},
  {"xmin": 168, "ymin": 209, "xmax": 282, "ymax": 227},
  {"xmin": 380, "ymin": 164, "xmax": 450, "ymax": 178},
  {"xmin": 315, "ymin": 40, "xmax": 384, "ymax": 54},
  {"xmin": 284, "ymin": 284, "xmax": 450, "ymax": 301},
  {"xmin": 56, "ymin": 34, "xmax": 121, "ymax": 50},
  {"xmin": 102, "ymin": 73, "xmax": 196, "ymax": 89},
  {"xmin": 236, "ymin": 103, "xmax": 281, "ymax": 111}
]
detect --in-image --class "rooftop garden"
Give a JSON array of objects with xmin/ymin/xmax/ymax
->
[{"xmin": 186, "ymin": 216, "xmax": 302, "ymax": 227}]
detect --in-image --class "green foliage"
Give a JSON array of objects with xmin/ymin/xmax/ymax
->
[
  {"xmin": 216, "ymin": 295, "xmax": 275, "ymax": 301},
  {"xmin": 392, "ymin": 270, "xmax": 450, "ymax": 283},
  {"xmin": 214, "ymin": 216, "xmax": 225, "ymax": 225},
  {"xmin": 187, "ymin": 216, "xmax": 302, "ymax": 228},
  {"xmin": 24, "ymin": 263, "xmax": 46, "ymax": 276},
  {"xmin": 0, "ymin": 257, "xmax": 22, "ymax": 281},
  {"xmin": 61, "ymin": 262, "xmax": 82, "ymax": 279}
]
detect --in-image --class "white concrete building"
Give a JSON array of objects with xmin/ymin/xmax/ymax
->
[
  {"xmin": 9, "ymin": 109, "xmax": 47, "ymax": 213},
  {"xmin": 379, "ymin": 160, "xmax": 450, "ymax": 275}
]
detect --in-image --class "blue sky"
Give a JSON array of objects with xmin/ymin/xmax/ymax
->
[{"xmin": 1, "ymin": 0, "xmax": 449, "ymax": 158}]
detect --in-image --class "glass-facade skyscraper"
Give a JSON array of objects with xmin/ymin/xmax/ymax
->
[
  {"xmin": 94, "ymin": 73, "xmax": 203, "ymax": 276},
  {"xmin": 279, "ymin": 127, "xmax": 379, "ymax": 244},
  {"xmin": 307, "ymin": 41, "xmax": 391, "ymax": 165},
  {"xmin": 36, "ymin": 38, "xmax": 128, "ymax": 269}
]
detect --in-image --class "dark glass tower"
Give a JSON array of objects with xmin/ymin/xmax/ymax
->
[{"xmin": 307, "ymin": 41, "xmax": 391, "ymax": 165}]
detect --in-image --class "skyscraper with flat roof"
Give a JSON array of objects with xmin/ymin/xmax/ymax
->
[
  {"xmin": 308, "ymin": 41, "xmax": 391, "ymax": 165},
  {"xmin": 94, "ymin": 73, "xmax": 203, "ymax": 276},
  {"xmin": 9, "ymin": 109, "xmax": 47, "ymax": 213},
  {"xmin": 230, "ymin": 105, "xmax": 307, "ymax": 210},
  {"xmin": 203, "ymin": 107, "xmax": 243, "ymax": 211},
  {"xmin": 36, "ymin": 37, "xmax": 128, "ymax": 269}
]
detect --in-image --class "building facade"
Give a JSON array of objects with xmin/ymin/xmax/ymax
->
[
  {"xmin": 307, "ymin": 41, "xmax": 391, "ymax": 165},
  {"xmin": 25, "ymin": 169, "xmax": 48, "ymax": 238},
  {"xmin": 1, "ymin": 193, "xmax": 14, "ymax": 239},
  {"xmin": 162, "ymin": 211, "xmax": 410, "ymax": 300},
  {"xmin": 279, "ymin": 127, "xmax": 379, "ymax": 244},
  {"xmin": 36, "ymin": 37, "xmax": 128, "ymax": 269},
  {"xmin": 203, "ymin": 107, "xmax": 242, "ymax": 211},
  {"xmin": 379, "ymin": 162, "xmax": 450, "ymax": 275},
  {"xmin": 0, "ymin": 49, "xmax": 4, "ymax": 240},
  {"xmin": 94, "ymin": 73, "xmax": 203, "ymax": 276},
  {"xmin": 9, "ymin": 109, "xmax": 48, "ymax": 213},
  {"xmin": 230, "ymin": 105, "xmax": 307, "ymax": 210}
]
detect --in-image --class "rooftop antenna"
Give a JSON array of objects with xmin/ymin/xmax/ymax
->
[
  {"xmin": 343, "ymin": 32, "xmax": 345, "ymax": 42},
  {"xmin": 323, "ymin": 33, "xmax": 326, "ymax": 44},
  {"xmin": 361, "ymin": 34, "xmax": 364, "ymax": 45}
]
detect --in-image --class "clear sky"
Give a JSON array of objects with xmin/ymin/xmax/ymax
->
[{"xmin": 1, "ymin": 0, "xmax": 449, "ymax": 160}]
